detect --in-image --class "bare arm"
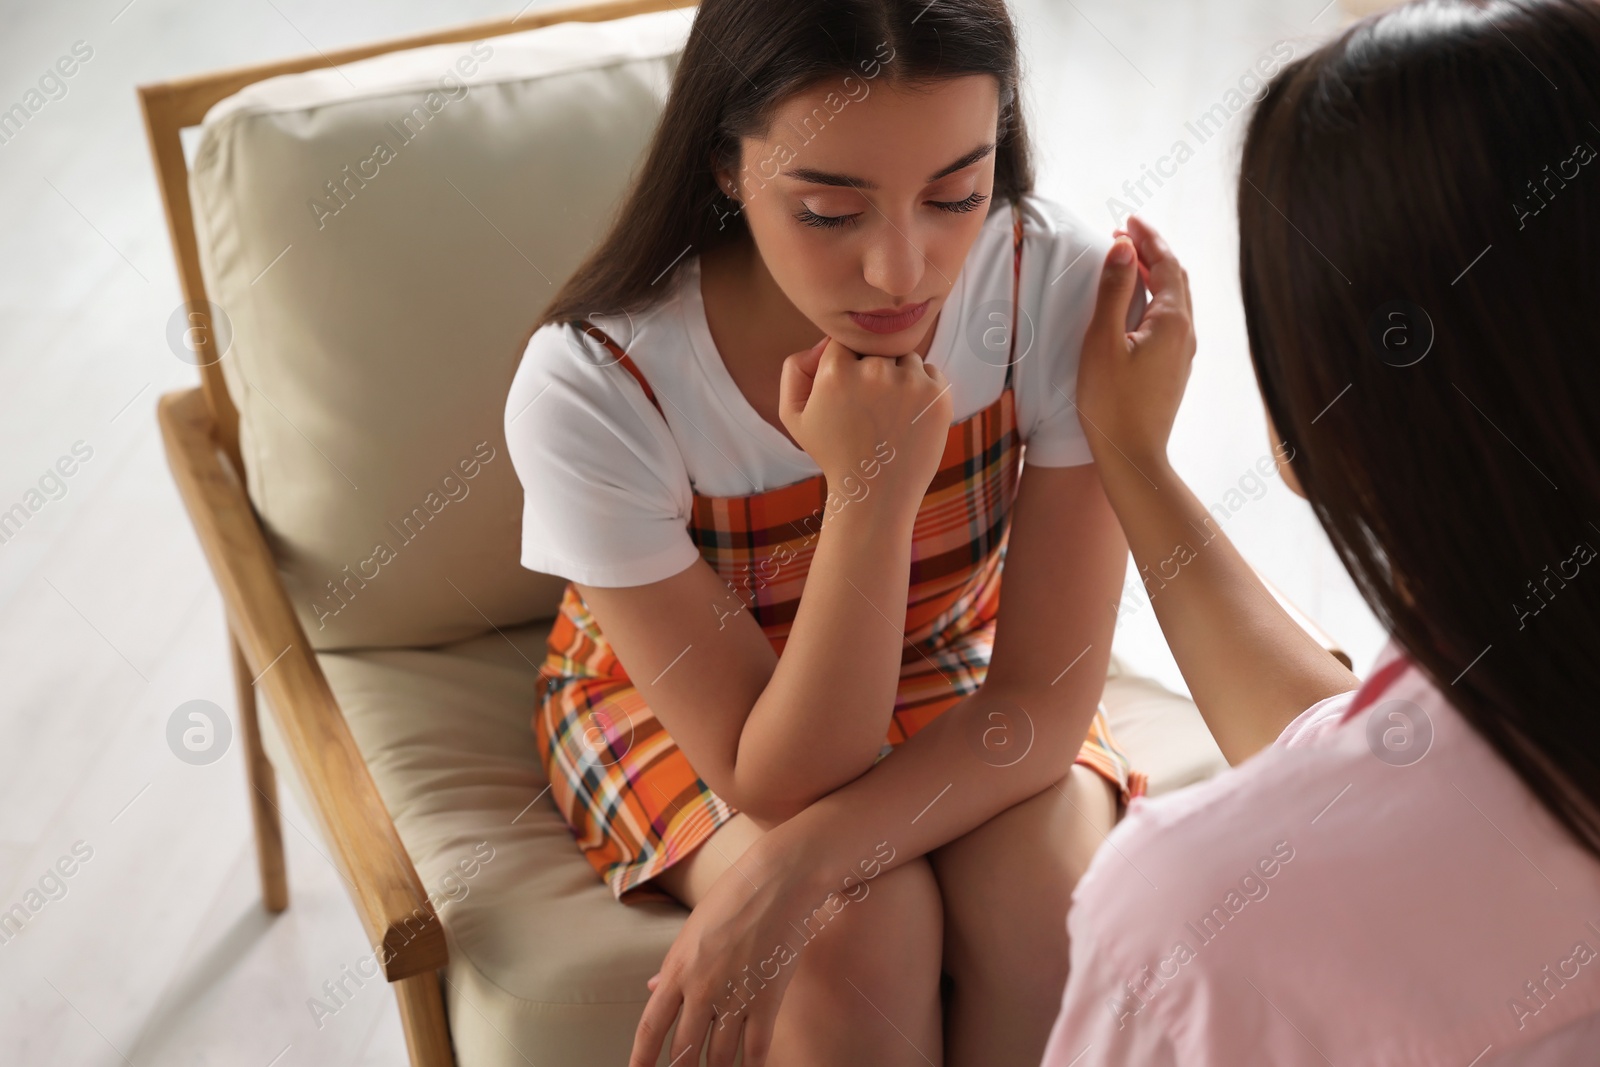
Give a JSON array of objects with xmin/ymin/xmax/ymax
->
[
  {"xmin": 744, "ymin": 459, "xmax": 1128, "ymax": 887},
  {"xmin": 575, "ymin": 489, "xmax": 920, "ymax": 827},
  {"xmin": 576, "ymin": 339, "xmax": 955, "ymax": 825},
  {"xmin": 1075, "ymin": 218, "xmax": 1358, "ymax": 764}
]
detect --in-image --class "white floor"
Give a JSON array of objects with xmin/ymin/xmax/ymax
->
[{"xmin": 0, "ymin": 0, "xmax": 1385, "ymax": 1063}]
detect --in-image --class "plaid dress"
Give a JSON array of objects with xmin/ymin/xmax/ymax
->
[{"xmin": 536, "ymin": 199, "xmax": 1145, "ymax": 904}]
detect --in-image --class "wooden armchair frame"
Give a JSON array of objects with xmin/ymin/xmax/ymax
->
[
  {"xmin": 141, "ymin": 3, "xmax": 693, "ymax": 1065},
  {"xmin": 141, "ymin": 2, "xmax": 1348, "ymax": 1063}
]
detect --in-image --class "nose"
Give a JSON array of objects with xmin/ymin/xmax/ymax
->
[{"xmin": 859, "ymin": 217, "xmax": 929, "ymax": 304}]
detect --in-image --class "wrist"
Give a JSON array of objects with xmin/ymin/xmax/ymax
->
[
  {"xmin": 1090, "ymin": 440, "xmax": 1175, "ymax": 490},
  {"xmin": 817, "ymin": 483, "xmax": 919, "ymax": 541},
  {"xmin": 746, "ymin": 804, "xmax": 841, "ymax": 896}
]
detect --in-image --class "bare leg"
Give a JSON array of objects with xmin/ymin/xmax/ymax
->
[
  {"xmin": 653, "ymin": 812, "xmax": 945, "ymax": 1066},
  {"xmin": 927, "ymin": 764, "xmax": 1118, "ymax": 1067}
]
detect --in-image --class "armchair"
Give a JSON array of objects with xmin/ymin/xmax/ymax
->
[{"xmin": 141, "ymin": 3, "xmax": 1347, "ymax": 1063}]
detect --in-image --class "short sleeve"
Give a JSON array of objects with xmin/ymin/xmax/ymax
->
[
  {"xmin": 1273, "ymin": 688, "xmax": 1359, "ymax": 750},
  {"xmin": 504, "ymin": 321, "xmax": 700, "ymax": 588},
  {"xmin": 1018, "ymin": 200, "xmax": 1148, "ymax": 468}
]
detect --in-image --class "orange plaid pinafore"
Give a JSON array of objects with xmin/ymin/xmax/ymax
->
[{"xmin": 535, "ymin": 199, "xmax": 1145, "ymax": 904}]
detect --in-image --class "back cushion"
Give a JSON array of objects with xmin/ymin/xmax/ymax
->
[{"xmin": 188, "ymin": 7, "xmax": 692, "ymax": 651}]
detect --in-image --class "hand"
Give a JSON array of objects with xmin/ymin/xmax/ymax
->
[
  {"xmin": 630, "ymin": 840, "xmax": 820, "ymax": 1067},
  {"xmin": 779, "ymin": 335, "xmax": 953, "ymax": 513},
  {"xmin": 1076, "ymin": 214, "xmax": 1197, "ymax": 471}
]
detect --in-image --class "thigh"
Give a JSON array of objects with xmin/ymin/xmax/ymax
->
[
  {"xmin": 651, "ymin": 812, "xmax": 767, "ymax": 908},
  {"xmin": 928, "ymin": 764, "xmax": 1117, "ymax": 975}
]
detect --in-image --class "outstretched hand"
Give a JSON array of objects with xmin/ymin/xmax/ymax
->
[{"xmin": 1076, "ymin": 214, "xmax": 1198, "ymax": 470}]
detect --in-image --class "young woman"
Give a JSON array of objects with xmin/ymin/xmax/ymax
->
[
  {"xmin": 1039, "ymin": 1, "xmax": 1600, "ymax": 1063},
  {"xmin": 503, "ymin": 1, "xmax": 1150, "ymax": 1063}
]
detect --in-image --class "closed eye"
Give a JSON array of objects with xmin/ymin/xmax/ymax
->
[{"xmin": 794, "ymin": 190, "xmax": 991, "ymax": 231}]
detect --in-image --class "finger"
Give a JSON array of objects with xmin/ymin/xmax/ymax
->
[
  {"xmin": 628, "ymin": 984, "xmax": 683, "ymax": 1067},
  {"xmin": 1125, "ymin": 213, "xmax": 1172, "ymax": 259},
  {"xmin": 741, "ymin": 1008, "xmax": 778, "ymax": 1067},
  {"xmin": 778, "ymin": 347, "xmax": 820, "ymax": 424},
  {"xmin": 1118, "ymin": 222, "xmax": 1149, "ymax": 285},
  {"xmin": 646, "ymin": 972, "xmax": 660, "ymax": 991},
  {"xmin": 1084, "ymin": 236, "xmax": 1141, "ymax": 351},
  {"xmin": 820, "ymin": 335, "xmax": 858, "ymax": 369},
  {"xmin": 1125, "ymin": 229, "xmax": 1153, "ymax": 292},
  {"xmin": 705, "ymin": 1006, "xmax": 746, "ymax": 1067},
  {"xmin": 666, "ymin": 1004, "xmax": 715, "ymax": 1067},
  {"xmin": 1125, "ymin": 215, "xmax": 1183, "ymax": 313},
  {"xmin": 798, "ymin": 335, "xmax": 827, "ymax": 375},
  {"xmin": 856, "ymin": 349, "xmax": 895, "ymax": 381}
]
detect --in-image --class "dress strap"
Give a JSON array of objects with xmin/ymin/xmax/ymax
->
[
  {"xmin": 1004, "ymin": 197, "xmax": 1024, "ymax": 392},
  {"xmin": 575, "ymin": 320, "xmax": 668, "ymax": 422}
]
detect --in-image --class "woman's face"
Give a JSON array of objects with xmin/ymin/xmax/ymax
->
[{"xmin": 717, "ymin": 73, "xmax": 1001, "ymax": 356}]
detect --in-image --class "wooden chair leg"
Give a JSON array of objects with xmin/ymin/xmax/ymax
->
[
  {"xmin": 395, "ymin": 970, "xmax": 454, "ymax": 1066},
  {"xmin": 231, "ymin": 629, "xmax": 289, "ymax": 912}
]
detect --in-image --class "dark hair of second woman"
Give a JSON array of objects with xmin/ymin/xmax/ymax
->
[
  {"xmin": 1239, "ymin": 0, "xmax": 1600, "ymax": 858},
  {"xmin": 527, "ymin": 0, "xmax": 1032, "ymax": 339}
]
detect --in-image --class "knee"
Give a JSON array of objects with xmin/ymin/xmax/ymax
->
[
  {"xmin": 790, "ymin": 855, "xmax": 943, "ymax": 990},
  {"xmin": 765, "ymin": 857, "xmax": 944, "ymax": 1062},
  {"xmin": 1058, "ymin": 764, "xmax": 1118, "ymax": 888}
]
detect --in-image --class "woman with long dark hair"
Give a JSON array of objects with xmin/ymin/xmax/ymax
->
[
  {"xmin": 503, "ymin": 1, "xmax": 1158, "ymax": 1063},
  {"xmin": 1041, "ymin": 0, "xmax": 1600, "ymax": 1062}
]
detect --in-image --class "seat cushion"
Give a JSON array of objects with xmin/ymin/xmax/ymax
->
[
  {"xmin": 187, "ymin": 7, "xmax": 695, "ymax": 651},
  {"xmin": 1104, "ymin": 654, "xmax": 1230, "ymax": 796},
  {"xmin": 257, "ymin": 630, "xmax": 1226, "ymax": 1066},
  {"xmin": 260, "ymin": 618, "xmax": 693, "ymax": 1066}
]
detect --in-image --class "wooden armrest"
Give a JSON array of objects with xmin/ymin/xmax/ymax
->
[
  {"xmin": 1256, "ymin": 570, "xmax": 1353, "ymax": 670},
  {"xmin": 158, "ymin": 386, "xmax": 446, "ymax": 982}
]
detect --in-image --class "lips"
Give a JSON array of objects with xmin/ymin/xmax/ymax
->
[{"xmin": 847, "ymin": 298, "xmax": 931, "ymax": 335}]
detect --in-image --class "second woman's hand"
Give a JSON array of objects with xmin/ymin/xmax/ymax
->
[{"xmin": 1076, "ymin": 215, "xmax": 1197, "ymax": 472}]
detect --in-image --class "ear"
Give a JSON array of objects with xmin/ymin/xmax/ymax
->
[{"xmin": 709, "ymin": 152, "xmax": 739, "ymax": 200}]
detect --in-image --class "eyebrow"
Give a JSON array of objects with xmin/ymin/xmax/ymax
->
[{"xmin": 781, "ymin": 141, "xmax": 997, "ymax": 190}]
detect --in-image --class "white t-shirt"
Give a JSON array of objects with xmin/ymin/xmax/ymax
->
[{"xmin": 505, "ymin": 192, "xmax": 1120, "ymax": 589}]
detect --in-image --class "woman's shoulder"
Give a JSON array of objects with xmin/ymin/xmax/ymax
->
[
  {"xmin": 503, "ymin": 304, "xmax": 697, "ymax": 503},
  {"xmin": 950, "ymin": 191, "xmax": 1110, "ymax": 333},
  {"xmin": 506, "ymin": 295, "xmax": 689, "ymax": 432},
  {"xmin": 1015, "ymin": 191, "xmax": 1113, "ymax": 281},
  {"xmin": 987, "ymin": 191, "xmax": 1119, "ymax": 335}
]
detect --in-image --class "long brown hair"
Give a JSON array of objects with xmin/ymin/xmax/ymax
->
[
  {"xmin": 1240, "ymin": 0, "xmax": 1600, "ymax": 858},
  {"xmin": 526, "ymin": 0, "xmax": 1033, "ymax": 346}
]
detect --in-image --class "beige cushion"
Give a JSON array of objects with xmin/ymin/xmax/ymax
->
[
  {"xmin": 1105, "ymin": 654, "xmax": 1229, "ymax": 797},
  {"xmin": 261, "ymin": 619, "xmax": 689, "ymax": 1066},
  {"xmin": 256, "ymin": 626, "xmax": 1225, "ymax": 1066},
  {"xmin": 188, "ymin": 7, "xmax": 696, "ymax": 651}
]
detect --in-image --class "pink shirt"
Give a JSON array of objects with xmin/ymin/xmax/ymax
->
[{"xmin": 1040, "ymin": 638, "xmax": 1600, "ymax": 1066}]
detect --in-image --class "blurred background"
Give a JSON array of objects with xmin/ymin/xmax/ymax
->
[{"xmin": 0, "ymin": 0, "xmax": 1390, "ymax": 1062}]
